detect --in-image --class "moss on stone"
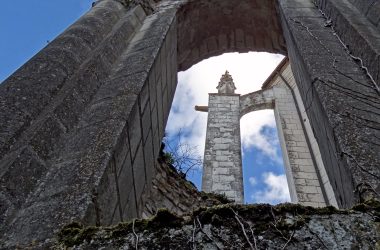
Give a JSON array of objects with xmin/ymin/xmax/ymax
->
[
  {"xmin": 58, "ymin": 222, "xmax": 98, "ymax": 247},
  {"xmin": 58, "ymin": 209, "xmax": 184, "ymax": 247},
  {"xmin": 352, "ymin": 199, "xmax": 380, "ymax": 222},
  {"xmin": 200, "ymin": 191, "xmax": 233, "ymax": 204},
  {"xmin": 149, "ymin": 208, "xmax": 184, "ymax": 229},
  {"xmin": 57, "ymin": 201, "xmax": 380, "ymax": 248}
]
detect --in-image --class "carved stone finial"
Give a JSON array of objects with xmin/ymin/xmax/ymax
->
[{"xmin": 216, "ymin": 70, "xmax": 236, "ymax": 94}]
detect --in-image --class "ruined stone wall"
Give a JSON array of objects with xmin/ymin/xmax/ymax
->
[
  {"xmin": 141, "ymin": 159, "xmax": 229, "ymax": 218},
  {"xmin": 56, "ymin": 201, "xmax": 380, "ymax": 249},
  {"xmin": 0, "ymin": 0, "xmax": 379, "ymax": 247}
]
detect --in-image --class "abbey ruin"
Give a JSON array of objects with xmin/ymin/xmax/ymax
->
[
  {"xmin": 0, "ymin": 0, "xmax": 379, "ymax": 248},
  {"xmin": 199, "ymin": 62, "xmax": 335, "ymax": 207}
]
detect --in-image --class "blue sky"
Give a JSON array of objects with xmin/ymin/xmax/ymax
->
[
  {"xmin": 166, "ymin": 52, "xmax": 290, "ymax": 204},
  {"xmin": 0, "ymin": 0, "xmax": 93, "ymax": 82},
  {"xmin": 1, "ymin": 1, "xmax": 290, "ymax": 205}
]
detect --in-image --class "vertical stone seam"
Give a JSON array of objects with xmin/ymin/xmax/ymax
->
[
  {"xmin": 111, "ymin": 154, "xmax": 124, "ymax": 221},
  {"xmin": 147, "ymin": 71, "xmax": 158, "ymax": 172},
  {"xmin": 126, "ymin": 124, "xmax": 139, "ymax": 216},
  {"xmin": 138, "ymin": 93, "xmax": 148, "ymax": 183}
]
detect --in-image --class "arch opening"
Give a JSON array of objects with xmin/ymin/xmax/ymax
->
[
  {"xmin": 240, "ymin": 110, "xmax": 290, "ymax": 204},
  {"xmin": 164, "ymin": 52, "xmax": 292, "ymax": 204}
]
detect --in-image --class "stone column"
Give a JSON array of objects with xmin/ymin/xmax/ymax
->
[{"xmin": 201, "ymin": 71, "xmax": 244, "ymax": 203}]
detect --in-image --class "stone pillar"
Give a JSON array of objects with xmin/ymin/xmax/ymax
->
[{"xmin": 201, "ymin": 72, "xmax": 244, "ymax": 203}]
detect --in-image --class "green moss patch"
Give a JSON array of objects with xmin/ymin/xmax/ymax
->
[
  {"xmin": 57, "ymin": 201, "xmax": 380, "ymax": 248},
  {"xmin": 352, "ymin": 199, "xmax": 380, "ymax": 221},
  {"xmin": 58, "ymin": 222, "xmax": 98, "ymax": 247}
]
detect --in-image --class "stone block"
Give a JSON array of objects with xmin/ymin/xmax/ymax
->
[
  {"xmin": 95, "ymin": 159, "xmax": 119, "ymax": 225},
  {"xmin": 152, "ymin": 127, "xmax": 161, "ymax": 161},
  {"xmin": 132, "ymin": 144, "xmax": 146, "ymax": 201},
  {"xmin": 128, "ymin": 104, "xmax": 142, "ymax": 157},
  {"xmin": 114, "ymin": 126, "xmax": 130, "ymax": 175},
  {"xmin": 29, "ymin": 116, "xmax": 66, "ymax": 159},
  {"xmin": 155, "ymin": 76, "xmax": 164, "ymax": 137},
  {"xmin": 296, "ymin": 185, "xmax": 318, "ymax": 194},
  {"xmin": 143, "ymin": 131, "xmax": 155, "ymax": 189},
  {"xmin": 139, "ymin": 81, "xmax": 150, "ymax": 115},
  {"xmin": 121, "ymin": 189, "xmax": 137, "ymax": 220},
  {"xmin": 110, "ymin": 204, "xmax": 123, "ymax": 224},
  {"xmin": 53, "ymin": 90, "xmax": 85, "ymax": 130},
  {"xmin": 293, "ymin": 172, "xmax": 319, "ymax": 180},
  {"xmin": 306, "ymin": 193, "xmax": 325, "ymax": 203},
  {"xmin": 150, "ymin": 102, "xmax": 159, "ymax": 135},
  {"xmin": 162, "ymin": 85, "xmax": 169, "ymax": 125},
  {"xmin": 117, "ymin": 152, "xmax": 134, "ymax": 212},
  {"xmin": 0, "ymin": 147, "xmax": 47, "ymax": 211},
  {"xmin": 148, "ymin": 71, "xmax": 157, "ymax": 108},
  {"xmin": 141, "ymin": 103, "xmax": 152, "ymax": 145}
]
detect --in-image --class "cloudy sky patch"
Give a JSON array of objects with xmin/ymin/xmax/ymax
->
[
  {"xmin": 251, "ymin": 172, "xmax": 291, "ymax": 204},
  {"xmin": 165, "ymin": 52, "xmax": 289, "ymax": 204}
]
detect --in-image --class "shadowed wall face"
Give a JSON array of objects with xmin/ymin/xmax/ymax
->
[
  {"xmin": 0, "ymin": 0, "xmax": 379, "ymax": 247},
  {"xmin": 176, "ymin": 0, "xmax": 286, "ymax": 71}
]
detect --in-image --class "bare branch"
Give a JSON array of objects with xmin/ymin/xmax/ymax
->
[
  {"xmin": 196, "ymin": 217, "xmax": 222, "ymax": 250},
  {"xmin": 163, "ymin": 128, "xmax": 203, "ymax": 177},
  {"xmin": 231, "ymin": 208, "xmax": 256, "ymax": 250},
  {"xmin": 270, "ymin": 208, "xmax": 295, "ymax": 249},
  {"xmin": 192, "ymin": 219, "xmax": 197, "ymax": 250}
]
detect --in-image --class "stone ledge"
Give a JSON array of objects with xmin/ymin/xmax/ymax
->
[{"xmin": 55, "ymin": 200, "xmax": 380, "ymax": 249}]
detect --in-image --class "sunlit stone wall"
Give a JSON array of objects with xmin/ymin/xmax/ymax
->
[{"xmin": 202, "ymin": 94, "xmax": 244, "ymax": 203}]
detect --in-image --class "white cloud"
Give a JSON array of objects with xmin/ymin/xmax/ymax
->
[
  {"xmin": 166, "ymin": 52, "xmax": 285, "ymax": 162},
  {"xmin": 249, "ymin": 177, "xmax": 257, "ymax": 186},
  {"xmin": 251, "ymin": 172, "xmax": 290, "ymax": 204},
  {"xmin": 240, "ymin": 111, "xmax": 283, "ymax": 164}
]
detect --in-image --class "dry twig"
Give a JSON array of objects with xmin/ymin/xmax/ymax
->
[
  {"xmin": 192, "ymin": 219, "xmax": 197, "ymax": 250},
  {"xmin": 270, "ymin": 208, "xmax": 295, "ymax": 249},
  {"xmin": 196, "ymin": 217, "xmax": 222, "ymax": 250},
  {"xmin": 230, "ymin": 208, "xmax": 256, "ymax": 250}
]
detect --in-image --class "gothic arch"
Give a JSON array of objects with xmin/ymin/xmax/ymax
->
[{"xmin": 238, "ymin": 59, "xmax": 337, "ymax": 207}]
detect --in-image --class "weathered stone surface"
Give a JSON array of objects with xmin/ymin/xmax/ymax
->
[
  {"xmin": 56, "ymin": 201, "xmax": 380, "ymax": 249},
  {"xmin": 282, "ymin": 0, "xmax": 380, "ymax": 208},
  {"xmin": 202, "ymin": 94, "xmax": 243, "ymax": 203},
  {"xmin": 201, "ymin": 72, "xmax": 243, "ymax": 204},
  {"xmin": 176, "ymin": 0, "xmax": 287, "ymax": 70},
  {"xmin": 0, "ymin": 0, "xmax": 379, "ymax": 247},
  {"xmin": 141, "ymin": 158, "xmax": 230, "ymax": 218}
]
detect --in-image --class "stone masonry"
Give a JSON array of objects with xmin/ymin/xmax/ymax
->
[
  {"xmin": 202, "ymin": 63, "xmax": 332, "ymax": 207},
  {"xmin": 0, "ymin": 0, "xmax": 379, "ymax": 247},
  {"xmin": 199, "ymin": 72, "xmax": 244, "ymax": 203},
  {"xmin": 268, "ymin": 61, "xmax": 330, "ymax": 207}
]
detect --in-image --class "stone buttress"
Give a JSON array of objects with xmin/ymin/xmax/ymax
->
[{"xmin": 198, "ymin": 71, "xmax": 244, "ymax": 203}]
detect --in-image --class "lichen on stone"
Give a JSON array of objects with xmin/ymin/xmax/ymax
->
[{"xmin": 56, "ymin": 201, "xmax": 380, "ymax": 249}]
